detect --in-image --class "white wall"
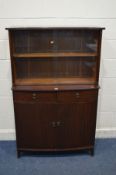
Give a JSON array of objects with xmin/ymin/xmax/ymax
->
[{"xmin": 0, "ymin": 0, "xmax": 116, "ymax": 139}]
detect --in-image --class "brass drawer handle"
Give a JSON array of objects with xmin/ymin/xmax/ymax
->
[
  {"xmin": 32, "ymin": 93, "xmax": 36, "ymax": 96},
  {"xmin": 32, "ymin": 93, "xmax": 37, "ymax": 100},
  {"xmin": 75, "ymin": 92, "xmax": 80, "ymax": 98}
]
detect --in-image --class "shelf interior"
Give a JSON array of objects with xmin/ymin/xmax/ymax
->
[
  {"xmin": 15, "ymin": 77, "xmax": 95, "ymax": 86},
  {"xmin": 13, "ymin": 52, "xmax": 97, "ymax": 58}
]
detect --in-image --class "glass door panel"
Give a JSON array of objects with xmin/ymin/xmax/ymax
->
[
  {"xmin": 15, "ymin": 57, "xmax": 96, "ymax": 85},
  {"xmin": 53, "ymin": 30, "xmax": 98, "ymax": 53},
  {"xmin": 13, "ymin": 30, "xmax": 53, "ymax": 53},
  {"xmin": 13, "ymin": 30, "xmax": 98, "ymax": 54}
]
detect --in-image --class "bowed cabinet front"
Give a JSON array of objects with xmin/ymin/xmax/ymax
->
[{"xmin": 14, "ymin": 90, "xmax": 98, "ymax": 153}]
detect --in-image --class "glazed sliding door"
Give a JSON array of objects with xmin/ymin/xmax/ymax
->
[{"xmin": 14, "ymin": 56, "xmax": 97, "ymax": 85}]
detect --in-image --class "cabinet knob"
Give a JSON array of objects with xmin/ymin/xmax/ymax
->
[
  {"xmin": 50, "ymin": 40, "xmax": 54, "ymax": 44},
  {"xmin": 54, "ymin": 87, "xmax": 59, "ymax": 91}
]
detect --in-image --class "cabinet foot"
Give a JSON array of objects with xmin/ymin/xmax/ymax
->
[
  {"xmin": 88, "ymin": 148, "xmax": 94, "ymax": 156},
  {"xmin": 17, "ymin": 150, "xmax": 21, "ymax": 158}
]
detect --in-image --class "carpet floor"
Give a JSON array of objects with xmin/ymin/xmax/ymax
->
[{"xmin": 0, "ymin": 139, "xmax": 116, "ymax": 175}]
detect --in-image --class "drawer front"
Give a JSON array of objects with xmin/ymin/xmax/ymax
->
[
  {"xmin": 58, "ymin": 90, "xmax": 98, "ymax": 102},
  {"xmin": 13, "ymin": 90, "xmax": 98, "ymax": 103},
  {"xmin": 13, "ymin": 91, "xmax": 56, "ymax": 102}
]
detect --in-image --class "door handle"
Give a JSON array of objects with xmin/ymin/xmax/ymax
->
[
  {"xmin": 51, "ymin": 121, "xmax": 56, "ymax": 128},
  {"xmin": 50, "ymin": 121, "xmax": 64, "ymax": 128}
]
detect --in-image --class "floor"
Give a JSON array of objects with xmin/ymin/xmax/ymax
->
[{"xmin": 0, "ymin": 139, "xmax": 116, "ymax": 175}]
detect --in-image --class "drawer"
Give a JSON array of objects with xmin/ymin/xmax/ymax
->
[
  {"xmin": 58, "ymin": 90, "xmax": 98, "ymax": 102},
  {"xmin": 13, "ymin": 91, "xmax": 56, "ymax": 102}
]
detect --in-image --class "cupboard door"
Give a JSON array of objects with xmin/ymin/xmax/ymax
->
[
  {"xmin": 80, "ymin": 101, "xmax": 98, "ymax": 146},
  {"xmin": 14, "ymin": 102, "xmax": 36, "ymax": 149},
  {"xmin": 35, "ymin": 103, "xmax": 83, "ymax": 150},
  {"xmin": 15, "ymin": 102, "xmax": 58, "ymax": 149},
  {"xmin": 55, "ymin": 103, "xmax": 84, "ymax": 148},
  {"xmin": 35, "ymin": 103, "xmax": 58, "ymax": 149},
  {"xmin": 56, "ymin": 100, "xmax": 97, "ymax": 149}
]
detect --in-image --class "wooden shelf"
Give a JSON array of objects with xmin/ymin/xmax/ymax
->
[
  {"xmin": 13, "ymin": 52, "xmax": 97, "ymax": 58},
  {"xmin": 13, "ymin": 84, "xmax": 99, "ymax": 91},
  {"xmin": 15, "ymin": 77, "xmax": 95, "ymax": 86}
]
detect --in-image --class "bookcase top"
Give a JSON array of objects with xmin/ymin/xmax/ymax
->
[{"xmin": 6, "ymin": 26, "xmax": 105, "ymax": 30}]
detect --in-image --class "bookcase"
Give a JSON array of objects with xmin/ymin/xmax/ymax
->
[{"xmin": 6, "ymin": 27, "xmax": 104, "ymax": 157}]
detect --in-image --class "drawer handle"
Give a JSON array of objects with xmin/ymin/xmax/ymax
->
[
  {"xmin": 75, "ymin": 92, "xmax": 80, "ymax": 98},
  {"xmin": 32, "ymin": 93, "xmax": 37, "ymax": 100},
  {"xmin": 57, "ymin": 121, "xmax": 61, "ymax": 127},
  {"xmin": 57, "ymin": 121, "xmax": 64, "ymax": 127},
  {"xmin": 51, "ymin": 121, "xmax": 63, "ymax": 128},
  {"xmin": 32, "ymin": 93, "xmax": 36, "ymax": 96}
]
